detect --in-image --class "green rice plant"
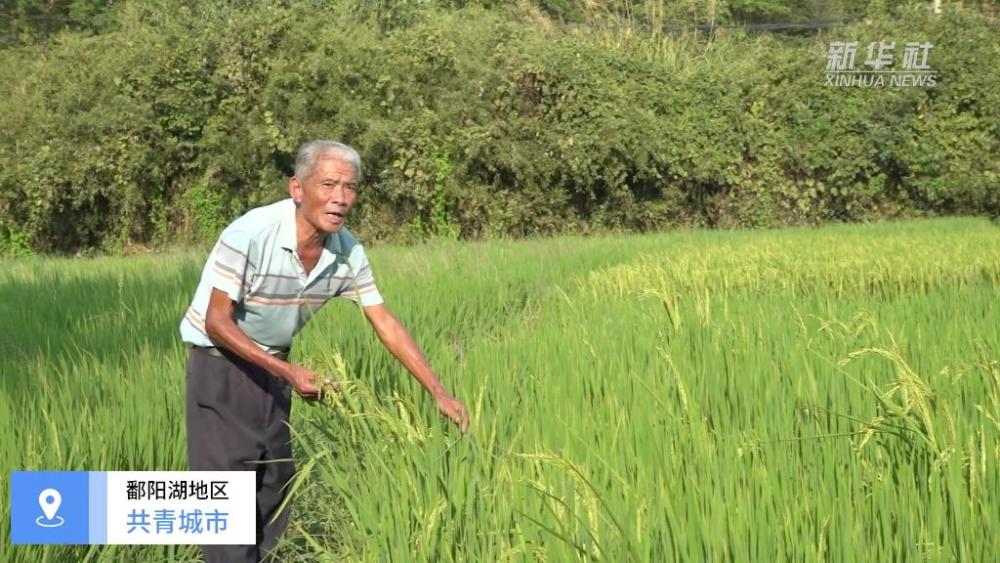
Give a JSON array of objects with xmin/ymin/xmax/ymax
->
[{"xmin": 1, "ymin": 217, "xmax": 997, "ymax": 561}]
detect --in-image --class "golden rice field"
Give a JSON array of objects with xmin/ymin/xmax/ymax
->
[{"xmin": 1, "ymin": 217, "xmax": 998, "ymax": 561}]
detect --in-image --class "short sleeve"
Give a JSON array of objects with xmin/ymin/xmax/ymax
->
[
  {"xmin": 209, "ymin": 229, "xmax": 257, "ymax": 303},
  {"xmin": 340, "ymin": 244, "xmax": 384, "ymax": 307}
]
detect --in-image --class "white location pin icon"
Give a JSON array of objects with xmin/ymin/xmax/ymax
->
[{"xmin": 38, "ymin": 488, "xmax": 61, "ymax": 520}]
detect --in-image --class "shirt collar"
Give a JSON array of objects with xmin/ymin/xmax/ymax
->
[
  {"xmin": 279, "ymin": 198, "xmax": 298, "ymax": 252},
  {"xmin": 324, "ymin": 228, "xmax": 344, "ymax": 258}
]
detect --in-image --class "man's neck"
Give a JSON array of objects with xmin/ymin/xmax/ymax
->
[{"xmin": 294, "ymin": 211, "xmax": 327, "ymax": 252}]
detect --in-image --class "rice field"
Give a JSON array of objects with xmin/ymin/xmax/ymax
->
[{"xmin": 1, "ymin": 217, "xmax": 998, "ymax": 562}]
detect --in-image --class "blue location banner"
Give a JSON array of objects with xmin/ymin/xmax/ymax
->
[
  {"xmin": 9, "ymin": 471, "xmax": 254, "ymax": 545},
  {"xmin": 10, "ymin": 471, "xmax": 91, "ymax": 544}
]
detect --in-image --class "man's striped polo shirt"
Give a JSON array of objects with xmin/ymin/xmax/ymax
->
[{"xmin": 179, "ymin": 198, "xmax": 383, "ymax": 353}]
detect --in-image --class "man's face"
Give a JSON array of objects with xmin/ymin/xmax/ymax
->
[{"xmin": 290, "ymin": 156, "xmax": 358, "ymax": 235}]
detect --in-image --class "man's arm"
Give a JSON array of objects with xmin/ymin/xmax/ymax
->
[
  {"xmin": 204, "ymin": 288, "xmax": 321, "ymax": 398},
  {"xmin": 363, "ymin": 303, "xmax": 470, "ymax": 432}
]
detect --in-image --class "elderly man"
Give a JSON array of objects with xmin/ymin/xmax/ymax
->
[{"xmin": 180, "ymin": 140, "xmax": 469, "ymax": 562}]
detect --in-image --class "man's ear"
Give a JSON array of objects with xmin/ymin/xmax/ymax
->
[{"xmin": 289, "ymin": 176, "xmax": 303, "ymax": 204}]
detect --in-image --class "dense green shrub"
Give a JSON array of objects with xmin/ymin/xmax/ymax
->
[{"xmin": 0, "ymin": 2, "xmax": 996, "ymax": 253}]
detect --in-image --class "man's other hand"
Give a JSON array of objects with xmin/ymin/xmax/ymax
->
[
  {"xmin": 282, "ymin": 364, "xmax": 321, "ymax": 399},
  {"xmin": 434, "ymin": 393, "xmax": 470, "ymax": 433}
]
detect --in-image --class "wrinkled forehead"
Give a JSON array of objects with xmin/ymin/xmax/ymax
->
[{"xmin": 311, "ymin": 155, "xmax": 357, "ymax": 180}]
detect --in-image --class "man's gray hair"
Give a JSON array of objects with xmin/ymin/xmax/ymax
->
[{"xmin": 294, "ymin": 140, "xmax": 362, "ymax": 182}]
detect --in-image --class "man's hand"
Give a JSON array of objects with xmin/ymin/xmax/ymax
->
[
  {"xmin": 281, "ymin": 364, "xmax": 322, "ymax": 399},
  {"xmin": 434, "ymin": 393, "xmax": 470, "ymax": 433}
]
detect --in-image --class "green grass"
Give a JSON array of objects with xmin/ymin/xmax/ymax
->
[{"xmin": 2, "ymin": 218, "xmax": 998, "ymax": 561}]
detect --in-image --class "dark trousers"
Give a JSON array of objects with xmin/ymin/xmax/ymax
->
[{"xmin": 185, "ymin": 347, "xmax": 295, "ymax": 563}]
